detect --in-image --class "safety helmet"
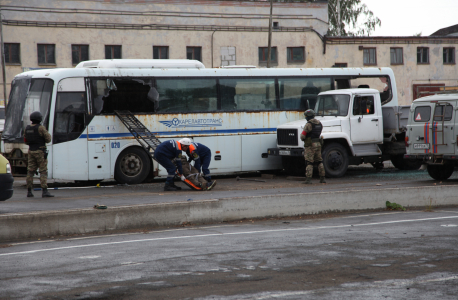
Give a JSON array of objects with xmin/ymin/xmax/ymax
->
[
  {"xmin": 304, "ymin": 109, "xmax": 315, "ymax": 117},
  {"xmin": 30, "ymin": 111, "xmax": 43, "ymax": 123},
  {"xmin": 178, "ymin": 138, "xmax": 192, "ymax": 146}
]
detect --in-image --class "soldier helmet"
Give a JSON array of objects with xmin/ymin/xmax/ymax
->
[
  {"xmin": 304, "ymin": 109, "xmax": 315, "ymax": 117},
  {"xmin": 30, "ymin": 111, "xmax": 43, "ymax": 123},
  {"xmin": 178, "ymin": 138, "xmax": 192, "ymax": 146}
]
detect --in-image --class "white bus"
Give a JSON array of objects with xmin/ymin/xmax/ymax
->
[{"xmin": 1, "ymin": 60, "xmax": 397, "ymax": 184}]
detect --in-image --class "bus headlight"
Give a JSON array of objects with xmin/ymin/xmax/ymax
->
[{"xmin": 6, "ymin": 163, "xmax": 11, "ymax": 174}]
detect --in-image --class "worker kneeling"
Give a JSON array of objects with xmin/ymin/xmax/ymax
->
[
  {"xmin": 180, "ymin": 138, "xmax": 216, "ymax": 190},
  {"xmin": 300, "ymin": 109, "xmax": 326, "ymax": 184},
  {"xmin": 153, "ymin": 140, "xmax": 187, "ymax": 191}
]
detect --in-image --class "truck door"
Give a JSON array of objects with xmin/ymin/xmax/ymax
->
[
  {"xmin": 350, "ymin": 95, "xmax": 383, "ymax": 144},
  {"xmin": 432, "ymin": 102, "xmax": 456, "ymax": 154},
  {"xmin": 407, "ymin": 103, "xmax": 434, "ymax": 154}
]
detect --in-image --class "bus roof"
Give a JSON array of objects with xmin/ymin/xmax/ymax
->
[
  {"xmin": 17, "ymin": 67, "xmax": 395, "ymax": 80},
  {"xmin": 75, "ymin": 59, "xmax": 205, "ymax": 69}
]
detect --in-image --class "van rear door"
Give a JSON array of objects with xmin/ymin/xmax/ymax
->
[{"xmin": 407, "ymin": 103, "xmax": 434, "ymax": 155}]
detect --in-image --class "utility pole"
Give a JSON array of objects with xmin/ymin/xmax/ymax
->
[
  {"xmin": 267, "ymin": 0, "xmax": 273, "ymax": 68},
  {"xmin": 0, "ymin": 8, "xmax": 7, "ymax": 107},
  {"xmin": 337, "ymin": 0, "xmax": 341, "ymax": 36}
]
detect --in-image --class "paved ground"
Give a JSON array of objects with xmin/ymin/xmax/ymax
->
[
  {"xmin": 1, "ymin": 209, "xmax": 457, "ymax": 300},
  {"xmin": 2, "ymin": 164, "xmax": 457, "ymax": 215}
]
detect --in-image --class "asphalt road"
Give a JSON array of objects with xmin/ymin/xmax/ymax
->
[
  {"xmin": 1, "ymin": 209, "xmax": 458, "ymax": 299},
  {"xmin": 3, "ymin": 165, "xmax": 458, "ymax": 215}
]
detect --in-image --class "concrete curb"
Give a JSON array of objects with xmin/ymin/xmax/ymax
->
[{"xmin": 1, "ymin": 185, "xmax": 457, "ymax": 242}]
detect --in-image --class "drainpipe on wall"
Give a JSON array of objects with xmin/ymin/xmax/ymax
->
[
  {"xmin": 267, "ymin": 0, "xmax": 273, "ymax": 68},
  {"xmin": 0, "ymin": 9, "xmax": 7, "ymax": 107},
  {"xmin": 211, "ymin": 30, "xmax": 216, "ymax": 68}
]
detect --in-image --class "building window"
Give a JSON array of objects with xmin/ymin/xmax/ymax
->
[
  {"xmin": 186, "ymin": 47, "xmax": 201, "ymax": 62},
  {"xmin": 37, "ymin": 44, "xmax": 55, "ymax": 64},
  {"xmin": 153, "ymin": 46, "xmax": 169, "ymax": 59},
  {"xmin": 105, "ymin": 45, "xmax": 122, "ymax": 59},
  {"xmin": 390, "ymin": 47, "xmax": 403, "ymax": 65},
  {"xmin": 4, "ymin": 43, "xmax": 20, "ymax": 64},
  {"xmin": 333, "ymin": 63, "xmax": 347, "ymax": 67},
  {"xmin": 71, "ymin": 45, "xmax": 89, "ymax": 65},
  {"xmin": 417, "ymin": 47, "xmax": 429, "ymax": 64},
  {"xmin": 259, "ymin": 47, "xmax": 277, "ymax": 63},
  {"xmin": 363, "ymin": 48, "xmax": 376, "ymax": 65},
  {"xmin": 287, "ymin": 47, "xmax": 305, "ymax": 63},
  {"xmin": 443, "ymin": 47, "xmax": 455, "ymax": 64}
]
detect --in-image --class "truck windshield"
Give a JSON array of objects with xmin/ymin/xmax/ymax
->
[
  {"xmin": 315, "ymin": 94, "xmax": 350, "ymax": 116},
  {"xmin": 2, "ymin": 77, "xmax": 53, "ymax": 142}
]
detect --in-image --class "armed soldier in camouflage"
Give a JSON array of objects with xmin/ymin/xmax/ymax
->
[
  {"xmin": 300, "ymin": 109, "xmax": 326, "ymax": 184},
  {"xmin": 24, "ymin": 111, "xmax": 54, "ymax": 197}
]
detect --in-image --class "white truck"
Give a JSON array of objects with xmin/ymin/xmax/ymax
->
[
  {"xmin": 404, "ymin": 93, "xmax": 458, "ymax": 180},
  {"xmin": 267, "ymin": 88, "xmax": 421, "ymax": 177}
]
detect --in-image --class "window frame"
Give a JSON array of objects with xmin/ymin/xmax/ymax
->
[
  {"xmin": 443, "ymin": 47, "xmax": 455, "ymax": 65},
  {"xmin": 363, "ymin": 48, "xmax": 377, "ymax": 66},
  {"xmin": 153, "ymin": 46, "xmax": 169, "ymax": 59},
  {"xmin": 258, "ymin": 47, "xmax": 278, "ymax": 63},
  {"xmin": 105, "ymin": 45, "xmax": 122, "ymax": 59},
  {"xmin": 186, "ymin": 46, "xmax": 202, "ymax": 62},
  {"xmin": 4, "ymin": 43, "xmax": 21, "ymax": 64},
  {"xmin": 390, "ymin": 47, "xmax": 403, "ymax": 65},
  {"xmin": 286, "ymin": 47, "xmax": 305, "ymax": 63},
  {"xmin": 413, "ymin": 106, "xmax": 431, "ymax": 122},
  {"xmin": 417, "ymin": 47, "xmax": 429, "ymax": 64},
  {"xmin": 37, "ymin": 44, "xmax": 56, "ymax": 65},
  {"xmin": 71, "ymin": 44, "xmax": 89, "ymax": 65}
]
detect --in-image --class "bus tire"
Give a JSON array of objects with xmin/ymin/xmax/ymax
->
[
  {"xmin": 322, "ymin": 143, "xmax": 348, "ymax": 178},
  {"xmin": 282, "ymin": 156, "xmax": 305, "ymax": 176},
  {"xmin": 390, "ymin": 154, "xmax": 422, "ymax": 170},
  {"xmin": 114, "ymin": 147, "xmax": 151, "ymax": 184},
  {"xmin": 427, "ymin": 164, "xmax": 454, "ymax": 181}
]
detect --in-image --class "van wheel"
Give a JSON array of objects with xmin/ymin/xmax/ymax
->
[
  {"xmin": 427, "ymin": 164, "xmax": 454, "ymax": 181},
  {"xmin": 114, "ymin": 147, "xmax": 151, "ymax": 184},
  {"xmin": 282, "ymin": 156, "xmax": 305, "ymax": 176},
  {"xmin": 390, "ymin": 155, "xmax": 422, "ymax": 170},
  {"xmin": 322, "ymin": 143, "xmax": 348, "ymax": 178}
]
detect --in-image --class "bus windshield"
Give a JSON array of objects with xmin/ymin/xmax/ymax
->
[
  {"xmin": 315, "ymin": 94, "xmax": 350, "ymax": 117},
  {"xmin": 2, "ymin": 77, "xmax": 53, "ymax": 142}
]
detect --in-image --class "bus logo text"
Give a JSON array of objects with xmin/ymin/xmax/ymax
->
[{"xmin": 160, "ymin": 118, "xmax": 223, "ymax": 128}]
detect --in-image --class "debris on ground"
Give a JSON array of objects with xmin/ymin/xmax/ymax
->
[{"xmin": 93, "ymin": 204, "xmax": 108, "ymax": 209}]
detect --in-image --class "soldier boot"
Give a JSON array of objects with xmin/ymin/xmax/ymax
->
[
  {"xmin": 302, "ymin": 178, "xmax": 312, "ymax": 184},
  {"xmin": 27, "ymin": 188, "xmax": 34, "ymax": 197},
  {"xmin": 42, "ymin": 188, "xmax": 54, "ymax": 198},
  {"xmin": 320, "ymin": 176, "xmax": 326, "ymax": 183}
]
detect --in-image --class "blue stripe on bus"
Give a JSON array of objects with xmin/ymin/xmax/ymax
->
[{"xmin": 79, "ymin": 128, "xmax": 277, "ymax": 139}]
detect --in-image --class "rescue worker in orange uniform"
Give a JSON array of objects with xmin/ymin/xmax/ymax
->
[{"xmin": 179, "ymin": 138, "xmax": 216, "ymax": 190}]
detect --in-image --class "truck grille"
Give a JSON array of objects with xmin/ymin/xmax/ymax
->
[{"xmin": 277, "ymin": 129, "xmax": 298, "ymax": 146}]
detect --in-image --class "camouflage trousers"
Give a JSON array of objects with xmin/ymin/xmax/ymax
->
[
  {"xmin": 27, "ymin": 150, "xmax": 48, "ymax": 189},
  {"xmin": 304, "ymin": 142, "xmax": 325, "ymax": 178}
]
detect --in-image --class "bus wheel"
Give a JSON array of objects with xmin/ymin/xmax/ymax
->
[
  {"xmin": 115, "ymin": 147, "xmax": 151, "ymax": 184},
  {"xmin": 427, "ymin": 164, "xmax": 454, "ymax": 181},
  {"xmin": 282, "ymin": 156, "xmax": 305, "ymax": 176},
  {"xmin": 322, "ymin": 143, "xmax": 348, "ymax": 178},
  {"xmin": 390, "ymin": 154, "xmax": 422, "ymax": 170}
]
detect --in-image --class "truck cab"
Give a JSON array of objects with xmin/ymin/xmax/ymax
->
[
  {"xmin": 268, "ymin": 88, "xmax": 413, "ymax": 177},
  {"xmin": 404, "ymin": 93, "xmax": 458, "ymax": 180}
]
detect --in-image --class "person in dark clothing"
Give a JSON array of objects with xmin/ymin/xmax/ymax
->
[
  {"xmin": 24, "ymin": 111, "xmax": 54, "ymax": 197},
  {"xmin": 153, "ymin": 139, "xmax": 188, "ymax": 191}
]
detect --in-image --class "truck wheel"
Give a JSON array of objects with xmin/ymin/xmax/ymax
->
[
  {"xmin": 390, "ymin": 155, "xmax": 422, "ymax": 170},
  {"xmin": 114, "ymin": 147, "xmax": 151, "ymax": 184},
  {"xmin": 427, "ymin": 164, "xmax": 454, "ymax": 181},
  {"xmin": 322, "ymin": 143, "xmax": 348, "ymax": 178},
  {"xmin": 282, "ymin": 156, "xmax": 305, "ymax": 176}
]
